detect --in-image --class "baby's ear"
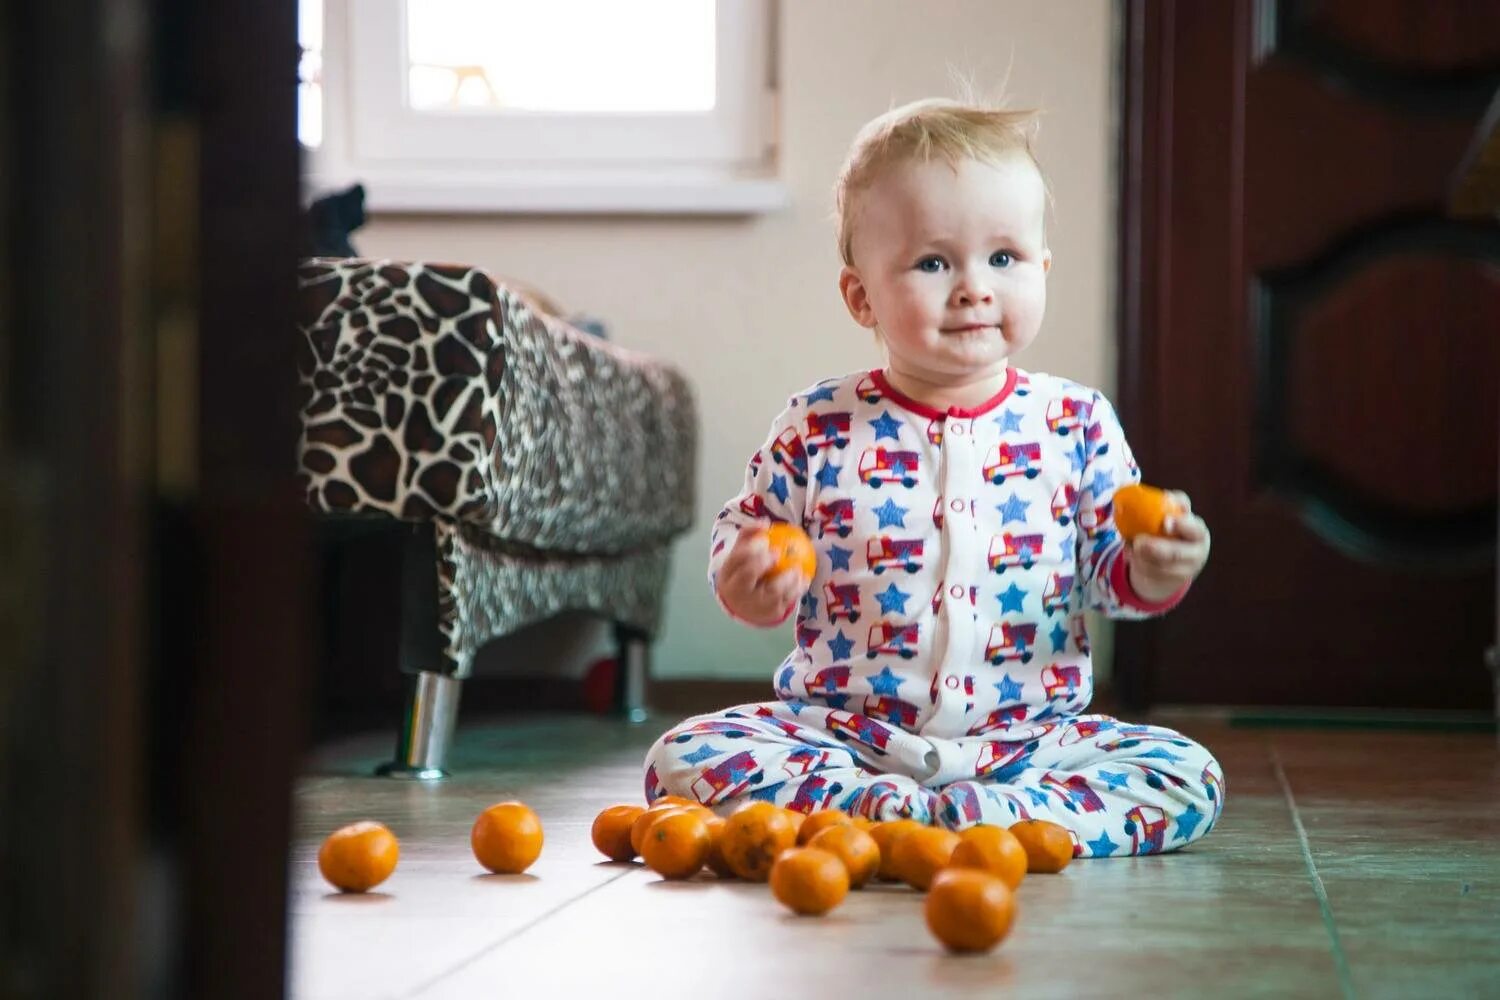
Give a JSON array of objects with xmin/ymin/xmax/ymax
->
[
  {"xmin": 838, "ymin": 266, "xmax": 877, "ymax": 328},
  {"xmin": 1041, "ymin": 248, "xmax": 1053, "ymax": 275}
]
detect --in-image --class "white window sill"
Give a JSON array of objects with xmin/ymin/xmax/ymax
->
[{"xmin": 304, "ymin": 165, "xmax": 789, "ymax": 217}]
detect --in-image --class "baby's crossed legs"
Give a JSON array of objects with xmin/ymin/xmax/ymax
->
[{"xmin": 644, "ymin": 701, "xmax": 1224, "ymax": 858}]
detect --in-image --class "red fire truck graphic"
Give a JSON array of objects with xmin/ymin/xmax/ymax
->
[
  {"xmin": 940, "ymin": 784, "xmax": 983, "ymax": 826},
  {"xmin": 644, "ymin": 763, "xmax": 662, "ymax": 803},
  {"xmin": 867, "ymin": 536, "xmax": 923, "ymax": 574},
  {"xmin": 966, "ymin": 704, "xmax": 1028, "ymax": 736},
  {"xmin": 1046, "ymin": 397, "xmax": 1089, "ymax": 435},
  {"xmin": 806, "ymin": 665, "xmax": 852, "ymax": 694},
  {"xmin": 845, "ymin": 778, "xmax": 902, "ymax": 816},
  {"xmin": 770, "ymin": 427, "xmax": 809, "ymax": 485},
  {"xmin": 859, "ymin": 447, "xmax": 920, "ymax": 488},
  {"xmin": 856, "ymin": 375, "xmax": 883, "ymax": 404},
  {"xmin": 974, "ymin": 738, "xmax": 1039, "ymax": 778},
  {"xmin": 1085, "ymin": 420, "xmax": 1110, "ymax": 457},
  {"xmin": 739, "ymin": 495, "xmax": 770, "ymax": 518},
  {"xmin": 1096, "ymin": 730, "xmax": 1192, "ymax": 754},
  {"xmin": 814, "ymin": 498, "xmax": 854, "ymax": 538},
  {"xmin": 752, "ymin": 704, "xmax": 806, "ymax": 741},
  {"xmin": 1071, "ymin": 616, "xmax": 1091, "ymax": 654},
  {"xmin": 985, "ymin": 622, "xmax": 1037, "ymax": 665},
  {"xmin": 863, "ymin": 695, "xmax": 920, "ymax": 728},
  {"xmin": 1124, "ymin": 805, "xmax": 1167, "ymax": 854},
  {"xmin": 926, "ymin": 417, "xmax": 944, "ymax": 446},
  {"xmin": 690, "ymin": 749, "xmax": 762, "ymax": 805},
  {"xmin": 930, "ymin": 581, "xmax": 978, "ymax": 615},
  {"xmin": 866, "ymin": 621, "xmax": 920, "ymax": 659},
  {"xmin": 1051, "ymin": 482, "xmax": 1078, "ymax": 525},
  {"xmin": 804, "ymin": 411, "xmax": 852, "ymax": 454},
  {"xmin": 824, "ymin": 582, "xmax": 861, "ymax": 623},
  {"xmin": 983, "ymin": 441, "xmax": 1041, "ymax": 483},
  {"xmin": 796, "ymin": 623, "xmax": 822, "ymax": 649},
  {"xmin": 1041, "ymin": 572, "xmax": 1075, "ymax": 613},
  {"xmin": 1042, "ymin": 772, "xmax": 1107, "ymax": 813},
  {"xmin": 669, "ymin": 719, "xmax": 755, "ymax": 743},
  {"xmin": 788, "ymin": 774, "xmax": 844, "ymax": 813},
  {"xmin": 826, "ymin": 711, "xmax": 892, "ymax": 755},
  {"xmin": 988, "ymin": 533, "xmax": 1045, "ymax": 573},
  {"xmin": 782, "ymin": 745, "xmax": 832, "ymax": 777},
  {"xmin": 1042, "ymin": 664, "xmax": 1082, "ymax": 699},
  {"xmin": 1059, "ymin": 718, "xmax": 1111, "ymax": 746}
]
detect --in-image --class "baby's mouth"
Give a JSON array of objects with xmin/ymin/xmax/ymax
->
[{"xmin": 942, "ymin": 323, "xmax": 1001, "ymax": 335}]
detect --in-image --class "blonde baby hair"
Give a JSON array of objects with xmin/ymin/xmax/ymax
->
[{"xmin": 834, "ymin": 98, "xmax": 1045, "ymax": 266}]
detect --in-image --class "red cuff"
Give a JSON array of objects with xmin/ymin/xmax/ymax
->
[{"xmin": 1110, "ymin": 550, "xmax": 1190, "ymax": 613}]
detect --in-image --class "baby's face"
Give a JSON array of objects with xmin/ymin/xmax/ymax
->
[{"xmin": 842, "ymin": 154, "xmax": 1051, "ymax": 386}]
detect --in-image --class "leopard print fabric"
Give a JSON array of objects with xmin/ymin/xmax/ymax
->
[{"xmin": 297, "ymin": 259, "xmax": 697, "ymax": 675}]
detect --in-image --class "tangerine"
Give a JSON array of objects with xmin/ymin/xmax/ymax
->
[
  {"xmin": 630, "ymin": 801, "xmax": 712, "ymax": 857},
  {"xmin": 762, "ymin": 523, "xmax": 817, "ymax": 580},
  {"xmin": 770, "ymin": 847, "xmax": 850, "ymax": 916},
  {"xmin": 640, "ymin": 810, "xmax": 711, "ymax": 880},
  {"xmin": 590, "ymin": 804, "xmax": 643, "ymax": 862},
  {"xmin": 868, "ymin": 819, "xmax": 924, "ymax": 882},
  {"xmin": 471, "ymin": 802, "xmax": 543, "ymax": 875},
  {"xmin": 948, "ymin": 824, "xmax": 1027, "ymax": 889},
  {"xmin": 1111, "ymin": 483, "xmax": 1186, "ymax": 540},
  {"xmin": 1009, "ymin": 819, "xmax": 1075, "ymax": 874},
  {"xmin": 925, "ymin": 868, "xmax": 1017, "ymax": 953},
  {"xmin": 796, "ymin": 809, "xmax": 852, "ymax": 845},
  {"xmin": 891, "ymin": 826, "xmax": 961, "ymax": 890},
  {"xmin": 317, "ymin": 820, "xmax": 399, "ymax": 893},
  {"xmin": 720, "ymin": 801, "xmax": 797, "ymax": 881},
  {"xmin": 807, "ymin": 824, "xmax": 880, "ymax": 889},
  {"xmin": 703, "ymin": 816, "xmax": 735, "ymax": 878},
  {"xmin": 648, "ymin": 794, "xmax": 698, "ymax": 810}
]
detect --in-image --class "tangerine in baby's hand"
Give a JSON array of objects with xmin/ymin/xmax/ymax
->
[
  {"xmin": 761, "ymin": 523, "xmax": 816, "ymax": 581},
  {"xmin": 1111, "ymin": 483, "xmax": 1186, "ymax": 541}
]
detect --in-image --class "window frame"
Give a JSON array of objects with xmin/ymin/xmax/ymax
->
[{"xmin": 304, "ymin": 0, "xmax": 785, "ymax": 215}]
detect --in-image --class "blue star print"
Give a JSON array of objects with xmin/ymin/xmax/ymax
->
[
  {"xmin": 1139, "ymin": 747, "xmax": 1186, "ymax": 764},
  {"xmin": 1024, "ymin": 787, "xmax": 1051, "ymax": 808},
  {"xmin": 680, "ymin": 744, "xmax": 724, "ymax": 765},
  {"xmin": 1175, "ymin": 804, "xmax": 1204, "ymax": 841},
  {"xmin": 1050, "ymin": 621, "xmax": 1069, "ymax": 653},
  {"xmin": 994, "ymin": 673, "xmax": 1024, "ymax": 701},
  {"xmin": 1068, "ymin": 440, "xmax": 1087, "ymax": 473},
  {"xmin": 995, "ymin": 409, "xmax": 1025, "ymax": 434},
  {"xmin": 875, "ymin": 583, "xmax": 911, "ymax": 615},
  {"xmin": 749, "ymin": 784, "xmax": 782, "ymax": 803},
  {"xmin": 1097, "ymin": 770, "xmax": 1130, "ymax": 791},
  {"xmin": 997, "ymin": 492, "xmax": 1031, "ymax": 524},
  {"xmin": 869, "ymin": 410, "xmax": 903, "ymax": 441},
  {"xmin": 1089, "ymin": 468, "xmax": 1115, "ymax": 497},
  {"xmin": 873, "ymin": 497, "xmax": 909, "ymax": 528},
  {"xmin": 869, "ymin": 666, "xmax": 905, "ymax": 696},
  {"xmin": 776, "ymin": 665, "xmax": 796, "ymax": 692},
  {"xmin": 815, "ymin": 462, "xmax": 842, "ymax": 488},
  {"xmin": 769, "ymin": 473, "xmax": 789, "ymax": 504},
  {"xmin": 997, "ymin": 583, "xmax": 1027, "ymax": 613},
  {"xmin": 827, "ymin": 630, "xmax": 855, "ymax": 661},
  {"xmin": 804, "ymin": 384, "xmax": 837, "ymax": 404},
  {"xmin": 828, "ymin": 545, "xmax": 853, "ymax": 571},
  {"xmin": 1086, "ymin": 831, "xmax": 1120, "ymax": 858}
]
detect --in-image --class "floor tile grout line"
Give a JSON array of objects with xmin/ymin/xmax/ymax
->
[
  {"xmin": 1270, "ymin": 743, "xmax": 1357, "ymax": 1000},
  {"xmin": 398, "ymin": 869, "xmax": 636, "ymax": 1000}
]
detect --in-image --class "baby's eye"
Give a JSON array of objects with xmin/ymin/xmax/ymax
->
[
  {"xmin": 915, "ymin": 256, "xmax": 947, "ymax": 273},
  {"xmin": 990, "ymin": 251, "xmax": 1014, "ymax": 268}
]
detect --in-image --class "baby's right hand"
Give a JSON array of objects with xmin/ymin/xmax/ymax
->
[{"xmin": 717, "ymin": 525, "xmax": 810, "ymax": 627}]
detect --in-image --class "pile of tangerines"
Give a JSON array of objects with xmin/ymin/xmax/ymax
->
[{"xmin": 318, "ymin": 796, "xmax": 1072, "ymax": 955}]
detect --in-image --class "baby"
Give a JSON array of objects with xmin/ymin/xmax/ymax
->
[{"xmin": 645, "ymin": 99, "xmax": 1223, "ymax": 857}]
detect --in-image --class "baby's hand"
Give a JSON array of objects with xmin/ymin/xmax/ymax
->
[
  {"xmin": 717, "ymin": 525, "xmax": 811, "ymax": 627},
  {"xmin": 1125, "ymin": 491, "xmax": 1211, "ymax": 603}
]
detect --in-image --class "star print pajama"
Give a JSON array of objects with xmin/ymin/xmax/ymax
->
[{"xmin": 646, "ymin": 367, "xmax": 1224, "ymax": 857}]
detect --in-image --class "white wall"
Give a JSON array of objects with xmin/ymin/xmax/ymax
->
[{"xmin": 356, "ymin": 0, "xmax": 1118, "ymax": 681}]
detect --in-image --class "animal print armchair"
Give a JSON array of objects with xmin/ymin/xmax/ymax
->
[{"xmin": 297, "ymin": 258, "xmax": 696, "ymax": 777}]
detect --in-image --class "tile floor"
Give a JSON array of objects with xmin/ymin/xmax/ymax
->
[{"xmin": 288, "ymin": 712, "xmax": 1500, "ymax": 1000}]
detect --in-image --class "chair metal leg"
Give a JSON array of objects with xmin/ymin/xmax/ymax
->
[
  {"xmin": 613, "ymin": 624, "xmax": 650, "ymax": 724},
  {"xmin": 376, "ymin": 670, "xmax": 462, "ymax": 780}
]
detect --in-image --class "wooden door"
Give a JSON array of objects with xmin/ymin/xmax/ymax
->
[{"xmin": 1117, "ymin": 0, "xmax": 1500, "ymax": 711}]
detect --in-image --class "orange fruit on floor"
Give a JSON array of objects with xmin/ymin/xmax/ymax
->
[
  {"xmin": 892, "ymin": 827, "xmax": 961, "ymax": 890},
  {"xmin": 630, "ymin": 801, "xmax": 712, "ymax": 857},
  {"xmin": 770, "ymin": 847, "xmax": 850, "ymax": 916},
  {"xmin": 1008, "ymin": 819, "xmax": 1075, "ymax": 874},
  {"xmin": 317, "ymin": 820, "xmax": 399, "ymax": 893},
  {"xmin": 796, "ymin": 809, "xmax": 853, "ymax": 845},
  {"xmin": 850, "ymin": 816, "xmax": 874, "ymax": 831},
  {"xmin": 641, "ymin": 810, "xmax": 712, "ymax": 880},
  {"xmin": 925, "ymin": 868, "xmax": 1017, "ymax": 953},
  {"xmin": 782, "ymin": 809, "xmax": 807, "ymax": 838},
  {"xmin": 591, "ymin": 804, "xmax": 644, "ymax": 862},
  {"xmin": 720, "ymin": 801, "xmax": 798, "ymax": 881},
  {"xmin": 648, "ymin": 794, "xmax": 698, "ymax": 810},
  {"xmin": 703, "ymin": 816, "xmax": 735, "ymax": 878},
  {"xmin": 948, "ymin": 824, "xmax": 1028, "ymax": 890},
  {"xmin": 1111, "ymin": 483, "xmax": 1186, "ymax": 540},
  {"xmin": 471, "ymin": 801, "xmax": 543, "ymax": 875},
  {"xmin": 807, "ymin": 824, "xmax": 880, "ymax": 889},
  {"xmin": 762, "ymin": 522, "xmax": 817, "ymax": 580},
  {"xmin": 869, "ymin": 819, "xmax": 925, "ymax": 882}
]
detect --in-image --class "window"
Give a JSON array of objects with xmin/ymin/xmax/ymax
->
[{"xmin": 302, "ymin": 0, "xmax": 784, "ymax": 214}]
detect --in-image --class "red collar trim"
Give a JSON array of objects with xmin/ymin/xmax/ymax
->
[{"xmin": 868, "ymin": 367, "xmax": 1017, "ymax": 420}]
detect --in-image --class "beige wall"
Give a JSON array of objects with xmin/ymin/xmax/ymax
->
[{"xmin": 357, "ymin": 0, "xmax": 1118, "ymax": 681}]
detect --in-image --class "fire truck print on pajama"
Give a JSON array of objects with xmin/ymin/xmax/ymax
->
[{"xmin": 649, "ymin": 368, "xmax": 1224, "ymax": 857}]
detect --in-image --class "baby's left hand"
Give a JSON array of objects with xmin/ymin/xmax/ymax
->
[{"xmin": 1126, "ymin": 491, "xmax": 1210, "ymax": 603}]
